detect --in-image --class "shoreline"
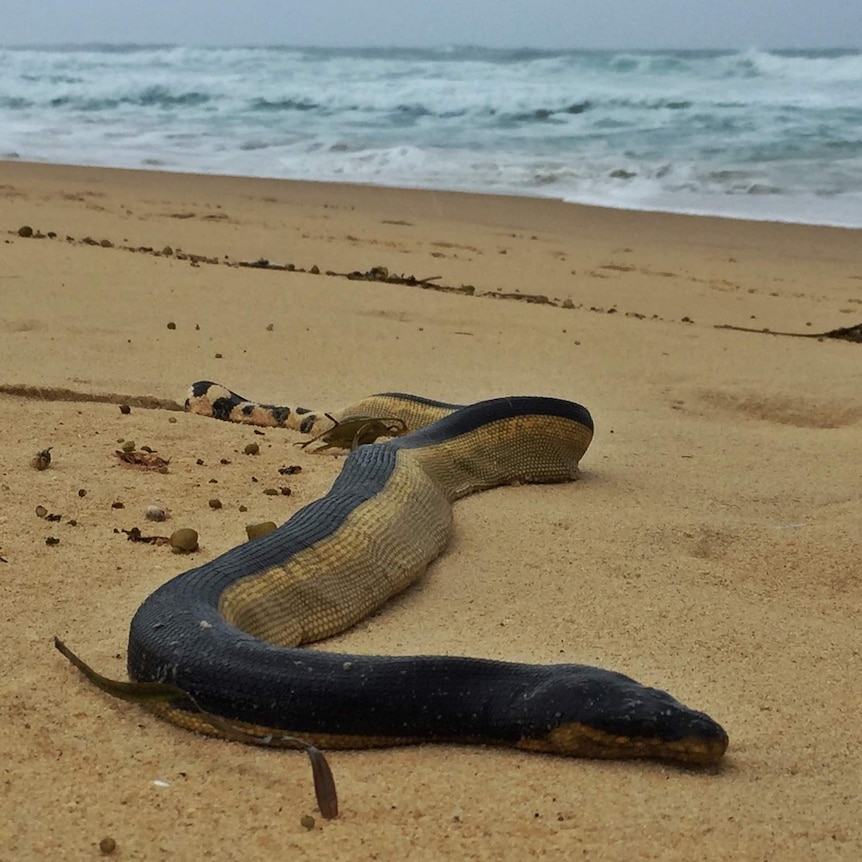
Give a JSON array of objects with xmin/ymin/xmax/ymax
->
[
  {"xmin": 2, "ymin": 158, "xmax": 860, "ymax": 860},
  {"xmin": 5, "ymin": 157, "xmax": 861, "ymax": 232}
]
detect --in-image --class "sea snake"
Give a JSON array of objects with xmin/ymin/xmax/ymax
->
[
  {"xmin": 60, "ymin": 382, "xmax": 727, "ymax": 788},
  {"xmin": 106, "ymin": 381, "xmax": 728, "ymax": 767}
]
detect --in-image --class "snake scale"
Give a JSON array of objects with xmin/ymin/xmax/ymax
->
[{"xmin": 59, "ymin": 381, "xmax": 727, "ymax": 801}]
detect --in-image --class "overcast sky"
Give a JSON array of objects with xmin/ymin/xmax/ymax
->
[{"xmin": 3, "ymin": 0, "xmax": 859, "ymax": 50}]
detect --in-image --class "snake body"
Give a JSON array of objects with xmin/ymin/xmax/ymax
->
[
  {"xmin": 184, "ymin": 379, "xmax": 460, "ymax": 437},
  {"xmin": 128, "ymin": 383, "xmax": 728, "ymax": 765}
]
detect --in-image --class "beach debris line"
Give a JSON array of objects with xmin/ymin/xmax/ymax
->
[
  {"xmin": 9, "ymin": 226, "xmax": 670, "ymax": 321},
  {"xmin": 716, "ymin": 322, "xmax": 862, "ymax": 343},
  {"xmin": 491, "ymin": 290, "xmax": 552, "ymax": 305},
  {"xmin": 238, "ymin": 259, "xmax": 478, "ymax": 293},
  {"xmin": 343, "ymin": 266, "xmax": 476, "ymax": 296}
]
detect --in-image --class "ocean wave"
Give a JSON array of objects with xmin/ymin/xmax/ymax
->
[
  {"xmin": 43, "ymin": 87, "xmax": 211, "ymax": 111},
  {"xmin": 1, "ymin": 44, "xmax": 860, "ymax": 227},
  {"xmin": 250, "ymin": 97, "xmax": 320, "ymax": 112},
  {"xmin": 740, "ymin": 48, "xmax": 862, "ymax": 83}
]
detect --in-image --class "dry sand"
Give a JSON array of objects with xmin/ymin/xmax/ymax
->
[{"xmin": 1, "ymin": 161, "xmax": 860, "ymax": 860}]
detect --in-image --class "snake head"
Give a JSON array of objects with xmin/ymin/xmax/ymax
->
[{"xmin": 513, "ymin": 665, "xmax": 729, "ymax": 766}]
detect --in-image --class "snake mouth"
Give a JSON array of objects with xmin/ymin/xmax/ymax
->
[{"xmin": 518, "ymin": 721, "xmax": 729, "ymax": 765}]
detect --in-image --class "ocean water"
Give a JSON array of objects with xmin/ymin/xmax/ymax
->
[{"xmin": 2, "ymin": 45, "xmax": 861, "ymax": 227}]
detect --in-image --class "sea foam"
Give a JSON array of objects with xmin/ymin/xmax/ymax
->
[{"xmin": 1, "ymin": 45, "xmax": 860, "ymax": 226}]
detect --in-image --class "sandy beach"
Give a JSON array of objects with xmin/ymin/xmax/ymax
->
[{"xmin": 1, "ymin": 160, "xmax": 860, "ymax": 860}]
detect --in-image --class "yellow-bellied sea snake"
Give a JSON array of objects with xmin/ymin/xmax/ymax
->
[{"xmin": 57, "ymin": 382, "xmax": 728, "ymax": 811}]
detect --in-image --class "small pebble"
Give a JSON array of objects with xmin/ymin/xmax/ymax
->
[
  {"xmin": 300, "ymin": 814, "xmax": 315, "ymax": 830},
  {"xmin": 238, "ymin": 505, "xmax": 248, "ymax": 513},
  {"xmin": 78, "ymin": 489, "xmax": 87, "ymax": 498},
  {"xmin": 35, "ymin": 505, "xmax": 48, "ymax": 518},
  {"xmin": 166, "ymin": 321, "xmax": 177, "ymax": 330},
  {"xmin": 46, "ymin": 536, "xmax": 60, "ymax": 546},
  {"xmin": 208, "ymin": 498, "xmax": 222, "ymax": 510},
  {"xmin": 121, "ymin": 440, "xmax": 136, "ymax": 453},
  {"xmin": 280, "ymin": 487, "xmax": 292, "ymax": 496},
  {"xmin": 168, "ymin": 416, "xmax": 177, "ymax": 423},
  {"xmin": 145, "ymin": 504, "xmax": 168, "ymax": 522},
  {"xmin": 119, "ymin": 404, "xmax": 131, "ymax": 414},
  {"xmin": 99, "ymin": 836, "xmax": 117, "ymax": 855},
  {"xmin": 18, "ymin": 225, "xmax": 33, "ymax": 237},
  {"xmin": 266, "ymin": 323, "xmax": 274, "ymax": 331},
  {"xmin": 170, "ymin": 528, "xmax": 199, "ymax": 553},
  {"xmin": 214, "ymin": 352, "xmax": 223, "ymax": 359},
  {"xmin": 246, "ymin": 522, "xmax": 277, "ymax": 541},
  {"xmin": 243, "ymin": 442, "xmax": 260, "ymax": 456},
  {"xmin": 263, "ymin": 488, "xmax": 279, "ymax": 496},
  {"xmin": 111, "ymin": 502, "xmax": 125, "ymax": 509}
]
